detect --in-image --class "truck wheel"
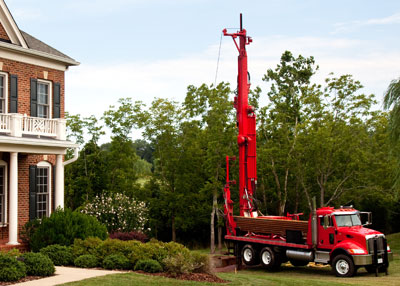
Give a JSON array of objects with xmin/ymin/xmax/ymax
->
[
  {"xmin": 332, "ymin": 255, "xmax": 355, "ymax": 277},
  {"xmin": 260, "ymin": 247, "xmax": 280, "ymax": 270},
  {"xmin": 241, "ymin": 244, "xmax": 258, "ymax": 266},
  {"xmin": 290, "ymin": 260, "xmax": 309, "ymax": 267}
]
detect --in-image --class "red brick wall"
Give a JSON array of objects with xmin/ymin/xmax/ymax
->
[
  {"xmin": 0, "ymin": 57, "xmax": 65, "ymax": 118},
  {"xmin": 0, "ymin": 153, "xmax": 56, "ymax": 242},
  {"xmin": 0, "ymin": 23, "xmax": 10, "ymax": 42}
]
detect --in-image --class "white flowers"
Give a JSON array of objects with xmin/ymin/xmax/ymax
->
[{"xmin": 81, "ymin": 192, "xmax": 149, "ymax": 233}]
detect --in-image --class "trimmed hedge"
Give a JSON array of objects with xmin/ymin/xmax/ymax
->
[
  {"xmin": 103, "ymin": 254, "xmax": 130, "ymax": 270},
  {"xmin": 28, "ymin": 208, "xmax": 108, "ymax": 251},
  {"xmin": 40, "ymin": 244, "xmax": 74, "ymax": 266},
  {"xmin": 0, "ymin": 254, "xmax": 26, "ymax": 282},
  {"xmin": 134, "ymin": 259, "xmax": 162, "ymax": 273},
  {"xmin": 109, "ymin": 231, "xmax": 149, "ymax": 243},
  {"xmin": 74, "ymin": 254, "xmax": 99, "ymax": 268},
  {"xmin": 21, "ymin": 252, "xmax": 55, "ymax": 276}
]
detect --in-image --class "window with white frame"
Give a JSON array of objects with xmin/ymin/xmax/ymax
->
[
  {"xmin": 36, "ymin": 161, "xmax": 51, "ymax": 218},
  {"xmin": 37, "ymin": 81, "xmax": 51, "ymax": 118},
  {"xmin": 0, "ymin": 73, "xmax": 8, "ymax": 114},
  {"xmin": 0, "ymin": 161, "xmax": 7, "ymax": 225}
]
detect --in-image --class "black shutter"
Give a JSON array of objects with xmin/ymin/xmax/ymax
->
[
  {"xmin": 52, "ymin": 165, "xmax": 56, "ymax": 212},
  {"xmin": 29, "ymin": 165, "xmax": 37, "ymax": 220},
  {"xmin": 10, "ymin": 75, "xmax": 18, "ymax": 113},
  {"xmin": 30, "ymin": 78, "xmax": 37, "ymax": 117},
  {"xmin": 53, "ymin": 83, "xmax": 60, "ymax": 118}
]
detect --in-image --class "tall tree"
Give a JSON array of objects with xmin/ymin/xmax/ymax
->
[
  {"xmin": 383, "ymin": 78, "xmax": 400, "ymax": 141},
  {"xmin": 184, "ymin": 82, "xmax": 235, "ymax": 253}
]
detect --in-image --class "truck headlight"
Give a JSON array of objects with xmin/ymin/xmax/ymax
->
[{"xmin": 348, "ymin": 249, "xmax": 367, "ymax": 255}]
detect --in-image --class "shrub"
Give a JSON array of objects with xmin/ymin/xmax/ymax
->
[
  {"xmin": 109, "ymin": 231, "xmax": 149, "ymax": 243},
  {"xmin": 190, "ymin": 252, "xmax": 210, "ymax": 274},
  {"xmin": 0, "ymin": 254, "xmax": 26, "ymax": 282},
  {"xmin": 81, "ymin": 193, "xmax": 148, "ymax": 233},
  {"xmin": 72, "ymin": 237, "xmax": 102, "ymax": 258},
  {"xmin": 28, "ymin": 208, "xmax": 108, "ymax": 251},
  {"xmin": 1, "ymin": 248, "xmax": 21, "ymax": 258},
  {"xmin": 134, "ymin": 259, "xmax": 162, "ymax": 273},
  {"xmin": 20, "ymin": 218, "xmax": 40, "ymax": 246},
  {"xmin": 40, "ymin": 244, "xmax": 74, "ymax": 266},
  {"xmin": 21, "ymin": 252, "xmax": 55, "ymax": 276},
  {"xmin": 74, "ymin": 255, "xmax": 98, "ymax": 268},
  {"xmin": 103, "ymin": 254, "xmax": 130, "ymax": 270},
  {"xmin": 162, "ymin": 252, "xmax": 195, "ymax": 276}
]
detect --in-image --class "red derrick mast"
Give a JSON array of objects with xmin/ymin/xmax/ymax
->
[{"xmin": 223, "ymin": 14, "xmax": 257, "ymax": 236}]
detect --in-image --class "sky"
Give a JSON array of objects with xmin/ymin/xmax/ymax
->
[{"xmin": 5, "ymin": 0, "xmax": 400, "ymax": 135}]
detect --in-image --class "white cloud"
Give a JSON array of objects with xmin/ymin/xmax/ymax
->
[
  {"xmin": 66, "ymin": 35, "xmax": 400, "ymax": 124},
  {"xmin": 12, "ymin": 8, "xmax": 42, "ymax": 21},
  {"xmin": 333, "ymin": 12, "xmax": 400, "ymax": 34}
]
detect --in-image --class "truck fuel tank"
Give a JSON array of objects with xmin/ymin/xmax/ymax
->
[{"xmin": 286, "ymin": 250, "xmax": 314, "ymax": 262}]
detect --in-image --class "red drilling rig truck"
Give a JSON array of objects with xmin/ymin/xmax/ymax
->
[{"xmin": 222, "ymin": 15, "xmax": 393, "ymax": 277}]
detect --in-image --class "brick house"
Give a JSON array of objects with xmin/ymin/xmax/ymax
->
[{"xmin": 0, "ymin": 0, "xmax": 79, "ymax": 248}]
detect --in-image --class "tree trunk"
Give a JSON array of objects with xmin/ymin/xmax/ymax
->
[
  {"xmin": 171, "ymin": 215, "xmax": 176, "ymax": 242},
  {"xmin": 210, "ymin": 202, "xmax": 216, "ymax": 254},
  {"xmin": 216, "ymin": 206, "xmax": 222, "ymax": 252}
]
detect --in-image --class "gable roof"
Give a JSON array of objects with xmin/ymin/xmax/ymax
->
[{"xmin": 0, "ymin": 0, "xmax": 79, "ymax": 67}]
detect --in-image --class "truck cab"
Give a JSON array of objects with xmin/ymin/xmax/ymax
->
[{"xmin": 315, "ymin": 207, "xmax": 393, "ymax": 276}]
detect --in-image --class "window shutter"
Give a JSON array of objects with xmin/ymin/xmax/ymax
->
[
  {"xmin": 53, "ymin": 83, "xmax": 61, "ymax": 118},
  {"xmin": 30, "ymin": 78, "xmax": 37, "ymax": 117},
  {"xmin": 10, "ymin": 75, "xmax": 18, "ymax": 113},
  {"xmin": 52, "ymin": 165, "xmax": 56, "ymax": 212},
  {"xmin": 29, "ymin": 165, "xmax": 37, "ymax": 220}
]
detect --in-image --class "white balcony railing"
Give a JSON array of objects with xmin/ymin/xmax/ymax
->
[{"xmin": 0, "ymin": 113, "xmax": 66, "ymax": 140}]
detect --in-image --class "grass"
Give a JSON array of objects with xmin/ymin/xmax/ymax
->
[{"xmin": 61, "ymin": 233, "xmax": 400, "ymax": 286}]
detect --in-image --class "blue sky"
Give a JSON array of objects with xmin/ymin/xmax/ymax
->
[{"xmin": 5, "ymin": 0, "xmax": 400, "ymax": 122}]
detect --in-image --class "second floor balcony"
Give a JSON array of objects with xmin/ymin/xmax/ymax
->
[{"xmin": 0, "ymin": 113, "xmax": 66, "ymax": 141}]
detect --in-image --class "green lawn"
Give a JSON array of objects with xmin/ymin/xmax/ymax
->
[{"xmin": 61, "ymin": 233, "xmax": 400, "ymax": 286}]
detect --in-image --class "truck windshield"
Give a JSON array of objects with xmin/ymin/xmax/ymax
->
[{"xmin": 335, "ymin": 214, "xmax": 362, "ymax": 227}]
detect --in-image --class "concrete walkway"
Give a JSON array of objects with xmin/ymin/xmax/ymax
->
[{"xmin": 16, "ymin": 266, "xmax": 126, "ymax": 286}]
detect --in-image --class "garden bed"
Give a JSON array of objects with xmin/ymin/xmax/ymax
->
[
  {"xmin": 136, "ymin": 270, "xmax": 227, "ymax": 283},
  {"xmin": 0, "ymin": 275, "xmax": 44, "ymax": 285}
]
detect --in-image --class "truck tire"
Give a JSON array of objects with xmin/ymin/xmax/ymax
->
[
  {"xmin": 241, "ymin": 244, "xmax": 258, "ymax": 266},
  {"xmin": 332, "ymin": 254, "xmax": 355, "ymax": 277},
  {"xmin": 260, "ymin": 247, "xmax": 281, "ymax": 270},
  {"xmin": 290, "ymin": 260, "xmax": 309, "ymax": 267}
]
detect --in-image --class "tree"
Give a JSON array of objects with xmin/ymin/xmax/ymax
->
[
  {"xmin": 183, "ymin": 82, "xmax": 236, "ymax": 253},
  {"xmin": 383, "ymin": 78, "xmax": 400, "ymax": 141},
  {"xmin": 258, "ymin": 51, "xmax": 317, "ymax": 215}
]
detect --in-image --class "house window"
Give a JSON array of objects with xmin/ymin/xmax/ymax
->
[
  {"xmin": 0, "ymin": 161, "xmax": 7, "ymax": 225},
  {"xmin": 0, "ymin": 73, "xmax": 8, "ymax": 114},
  {"xmin": 37, "ymin": 81, "xmax": 50, "ymax": 118},
  {"xmin": 36, "ymin": 161, "xmax": 51, "ymax": 218}
]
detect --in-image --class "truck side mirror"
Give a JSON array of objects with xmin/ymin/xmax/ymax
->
[
  {"xmin": 360, "ymin": 212, "xmax": 372, "ymax": 226},
  {"xmin": 323, "ymin": 216, "xmax": 329, "ymax": 229}
]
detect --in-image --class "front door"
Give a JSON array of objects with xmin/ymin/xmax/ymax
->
[{"xmin": 317, "ymin": 215, "xmax": 336, "ymax": 250}]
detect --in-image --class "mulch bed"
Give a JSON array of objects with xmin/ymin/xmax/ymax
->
[
  {"xmin": 135, "ymin": 271, "xmax": 228, "ymax": 283},
  {"xmin": 0, "ymin": 276, "xmax": 45, "ymax": 285}
]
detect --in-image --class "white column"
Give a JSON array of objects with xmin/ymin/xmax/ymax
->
[
  {"xmin": 56, "ymin": 119, "xmax": 67, "ymax": 140},
  {"xmin": 55, "ymin": 154, "xmax": 64, "ymax": 209},
  {"xmin": 10, "ymin": 114, "xmax": 23, "ymax": 137},
  {"xmin": 7, "ymin": 152, "xmax": 19, "ymax": 245}
]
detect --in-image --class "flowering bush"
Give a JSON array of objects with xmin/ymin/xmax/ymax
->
[
  {"xmin": 81, "ymin": 193, "xmax": 148, "ymax": 233},
  {"xmin": 109, "ymin": 231, "xmax": 149, "ymax": 243}
]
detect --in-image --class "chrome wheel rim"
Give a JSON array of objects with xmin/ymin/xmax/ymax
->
[
  {"xmin": 336, "ymin": 259, "xmax": 349, "ymax": 275},
  {"xmin": 243, "ymin": 248, "xmax": 253, "ymax": 262},
  {"xmin": 262, "ymin": 251, "xmax": 272, "ymax": 265}
]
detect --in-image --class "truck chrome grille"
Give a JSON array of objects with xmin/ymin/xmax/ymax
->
[{"xmin": 367, "ymin": 236, "xmax": 384, "ymax": 254}]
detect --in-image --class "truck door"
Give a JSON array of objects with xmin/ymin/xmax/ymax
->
[{"xmin": 317, "ymin": 215, "xmax": 336, "ymax": 250}]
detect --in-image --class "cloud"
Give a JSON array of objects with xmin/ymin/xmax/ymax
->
[
  {"xmin": 12, "ymin": 8, "xmax": 42, "ymax": 21},
  {"xmin": 333, "ymin": 12, "xmax": 400, "ymax": 34},
  {"xmin": 66, "ymin": 35, "xmax": 400, "ymax": 122}
]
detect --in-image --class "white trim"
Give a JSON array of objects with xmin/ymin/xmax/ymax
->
[
  {"xmin": 0, "ymin": 71, "xmax": 8, "ymax": 114},
  {"xmin": 0, "ymin": 49, "xmax": 70, "ymax": 71},
  {"xmin": 0, "ymin": 41, "xmax": 79, "ymax": 67},
  {"xmin": 0, "ymin": 159, "xmax": 7, "ymax": 226},
  {"xmin": 37, "ymin": 160, "xmax": 52, "ymax": 217},
  {"xmin": 37, "ymin": 79, "xmax": 52, "ymax": 119},
  {"xmin": 0, "ymin": 0, "xmax": 28, "ymax": 48}
]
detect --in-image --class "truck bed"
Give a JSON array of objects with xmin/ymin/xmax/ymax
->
[
  {"xmin": 233, "ymin": 216, "xmax": 309, "ymax": 242},
  {"xmin": 225, "ymin": 234, "xmax": 311, "ymax": 249}
]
